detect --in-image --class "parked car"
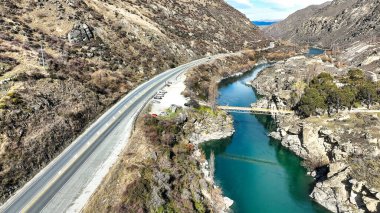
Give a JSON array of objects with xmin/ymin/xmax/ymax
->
[{"xmin": 159, "ymin": 112, "xmax": 168, "ymax": 116}]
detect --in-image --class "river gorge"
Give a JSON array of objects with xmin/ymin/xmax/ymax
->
[{"xmin": 201, "ymin": 64, "xmax": 330, "ymax": 213}]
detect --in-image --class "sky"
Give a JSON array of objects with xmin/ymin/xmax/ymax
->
[{"xmin": 226, "ymin": 0, "xmax": 329, "ymax": 21}]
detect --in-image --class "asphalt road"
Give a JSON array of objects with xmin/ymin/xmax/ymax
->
[{"xmin": 0, "ymin": 55, "xmax": 225, "ymax": 213}]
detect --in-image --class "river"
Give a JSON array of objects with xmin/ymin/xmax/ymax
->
[{"xmin": 200, "ymin": 64, "xmax": 330, "ymax": 213}]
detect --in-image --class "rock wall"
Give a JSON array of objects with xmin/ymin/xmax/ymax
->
[
  {"xmin": 252, "ymin": 56, "xmax": 380, "ymax": 213},
  {"xmin": 184, "ymin": 110, "xmax": 234, "ymax": 145}
]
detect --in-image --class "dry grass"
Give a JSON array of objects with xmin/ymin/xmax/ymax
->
[
  {"xmin": 0, "ymin": 0, "xmax": 266, "ymax": 202},
  {"xmin": 349, "ymin": 156, "xmax": 380, "ymax": 190},
  {"xmin": 84, "ymin": 116, "xmax": 153, "ymax": 212}
]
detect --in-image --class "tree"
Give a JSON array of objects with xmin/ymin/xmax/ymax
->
[
  {"xmin": 358, "ymin": 82, "xmax": 377, "ymax": 109},
  {"xmin": 340, "ymin": 86, "xmax": 357, "ymax": 110},
  {"xmin": 312, "ymin": 72, "xmax": 334, "ymax": 85},
  {"xmin": 348, "ymin": 69, "xmax": 365, "ymax": 82},
  {"xmin": 326, "ymin": 88, "xmax": 341, "ymax": 114},
  {"xmin": 292, "ymin": 80, "xmax": 307, "ymax": 99},
  {"xmin": 297, "ymin": 87, "xmax": 327, "ymax": 117},
  {"xmin": 326, "ymin": 87, "xmax": 354, "ymax": 114}
]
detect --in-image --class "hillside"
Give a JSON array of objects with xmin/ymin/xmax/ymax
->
[
  {"xmin": 264, "ymin": 2, "xmax": 330, "ymax": 41},
  {"xmin": 265, "ymin": 0, "xmax": 380, "ymax": 74},
  {"xmin": 0, "ymin": 0, "xmax": 266, "ymax": 202},
  {"xmin": 265, "ymin": 0, "xmax": 379, "ymax": 47}
]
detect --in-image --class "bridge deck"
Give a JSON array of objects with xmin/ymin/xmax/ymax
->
[{"xmin": 217, "ymin": 106, "xmax": 294, "ymax": 115}]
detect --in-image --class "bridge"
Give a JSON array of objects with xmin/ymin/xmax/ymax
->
[{"xmin": 217, "ymin": 106, "xmax": 294, "ymax": 115}]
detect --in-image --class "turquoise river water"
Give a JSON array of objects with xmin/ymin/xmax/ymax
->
[{"xmin": 200, "ymin": 64, "xmax": 330, "ymax": 213}]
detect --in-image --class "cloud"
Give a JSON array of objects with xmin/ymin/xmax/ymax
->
[{"xmin": 226, "ymin": 0, "xmax": 330, "ymax": 21}]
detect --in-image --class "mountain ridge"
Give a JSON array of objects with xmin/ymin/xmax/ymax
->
[{"xmin": 265, "ymin": 0, "xmax": 379, "ymax": 47}]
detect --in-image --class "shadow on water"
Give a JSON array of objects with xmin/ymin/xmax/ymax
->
[
  {"xmin": 218, "ymin": 64, "xmax": 271, "ymax": 89},
  {"xmin": 257, "ymin": 117, "xmax": 330, "ymax": 213},
  {"xmin": 202, "ymin": 138, "xmax": 232, "ymax": 158}
]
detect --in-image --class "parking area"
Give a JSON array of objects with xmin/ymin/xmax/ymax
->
[{"xmin": 150, "ymin": 73, "xmax": 189, "ymax": 116}]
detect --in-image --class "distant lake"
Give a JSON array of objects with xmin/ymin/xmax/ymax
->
[
  {"xmin": 252, "ymin": 21, "xmax": 278, "ymax": 27},
  {"xmin": 308, "ymin": 48, "xmax": 325, "ymax": 56}
]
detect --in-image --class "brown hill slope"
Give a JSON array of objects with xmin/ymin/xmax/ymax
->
[
  {"xmin": 0, "ymin": 0, "xmax": 265, "ymax": 202},
  {"xmin": 265, "ymin": 0, "xmax": 380, "ymax": 47}
]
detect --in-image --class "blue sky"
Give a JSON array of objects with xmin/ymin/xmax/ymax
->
[{"xmin": 226, "ymin": 0, "xmax": 329, "ymax": 21}]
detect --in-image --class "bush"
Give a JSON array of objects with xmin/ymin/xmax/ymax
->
[
  {"xmin": 0, "ymin": 103, "xmax": 7, "ymax": 109},
  {"xmin": 297, "ymin": 87, "xmax": 326, "ymax": 117},
  {"xmin": 143, "ymin": 116, "xmax": 179, "ymax": 146},
  {"xmin": 11, "ymin": 97, "xmax": 22, "ymax": 104},
  {"xmin": 348, "ymin": 69, "xmax": 364, "ymax": 81},
  {"xmin": 296, "ymin": 71, "xmax": 380, "ymax": 117},
  {"xmin": 185, "ymin": 99, "xmax": 200, "ymax": 109}
]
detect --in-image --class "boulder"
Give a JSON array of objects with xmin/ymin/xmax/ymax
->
[
  {"xmin": 279, "ymin": 129, "xmax": 287, "ymax": 137},
  {"xmin": 365, "ymin": 133, "xmax": 378, "ymax": 144},
  {"xmin": 169, "ymin": 104, "xmax": 179, "ymax": 113},
  {"xmin": 349, "ymin": 191, "xmax": 358, "ymax": 204},
  {"xmin": 376, "ymin": 193, "xmax": 380, "ymax": 200},
  {"xmin": 311, "ymin": 168, "xmax": 352, "ymax": 213},
  {"xmin": 281, "ymin": 134, "xmax": 309, "ymax": 158},
  {"xmin": 349, "ymin": 179, "xmax": 365, "ymax": 193},
  {"xmin": 223, "ymin": 197, "xmax": 234, "ymax": 209},
  {"xmin": 319, "ymin": 127, "xmax": 333, "ymax": 137},
  {"xmin": 269, "ymin": 131, "xmax": 282, "ymax": 140},
  {"xmin": 68, "ymin": 22, "xmax": 94, "ymax": 43},
  {"xmin": 362, "ymin": 196, "xmax": 379, "ymax": 212},
  {"xmin": 331, "ymin": 147, "xmax": 349, "ymax": 161},
  {"xmin": 175, "ymin": 113, "xmax": 187, "ymax": 124},
  {"xmin": 302, "ymin": 125, "xmax": 330, "ymax": 164},
  {"xmin": 327, "ymin": 162, "xmax": 348, "ymax": 178},
  {"xmin": 66, "ymin": 0, "xmax": 77, "ymax": 7},
  {"xmin": 288, "ymin": 125, "xmax": 301, "ymax": 135}
]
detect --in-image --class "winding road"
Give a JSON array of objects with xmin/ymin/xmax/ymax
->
[{"xmin": 0, "ymin": 54, "xmax": 228, "ymax": 213}]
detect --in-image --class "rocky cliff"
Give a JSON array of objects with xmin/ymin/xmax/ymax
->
[
  {"xmin": 252, "ymin": 56, "xmax": 380, "ymax": 213},
  {"xmin": 0, "ymin": 0, "xmax": 266, "ymax": 202},
  {"xmin": 265, "ymin": 0, "xmax": 380, "ymax": 48}
]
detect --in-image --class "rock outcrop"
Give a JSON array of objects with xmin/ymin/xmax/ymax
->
[
  {"xmin": 184, "ymin": 110, "xmax": 234, "ymax": 145},
  {"xmin": 67, "ymin": 22, "xmax": 94, "ymax": 43},
  {"xmin": 252, "ymin": 56, "xmax": 380, "ymax": 213}
]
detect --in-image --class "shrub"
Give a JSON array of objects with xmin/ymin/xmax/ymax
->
[
  {"xmin": 11, "ymin": 98, "xmax": 22, "ymax": 104},
  {"xmin": 348, "ymin": 69, "xmax": 364, "ymax": 81},
  {"xmin": 297, "ymin": 87, "xmax": 326, "ymax": 117},
  {"xmin": 7, "ymin": 91, "xmax": 15, "ymax": 98},
  {"xmin": 185, "ymin": 99, "xmax": 200, "ymax": 109},
  {"xmin": 0, "ymin": 103, "xmax": 7, "ymax": 109}
]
